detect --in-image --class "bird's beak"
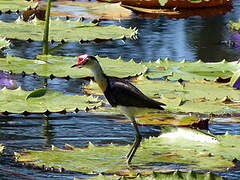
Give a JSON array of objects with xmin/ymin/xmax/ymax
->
[{"xmin": 71, "ymin": 64, "xmax": 81, "ymax": 68}]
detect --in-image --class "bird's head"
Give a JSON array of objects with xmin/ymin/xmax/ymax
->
[{"xmin": 71, "ymin": 54, "xmax": 98, "ymax": 69}]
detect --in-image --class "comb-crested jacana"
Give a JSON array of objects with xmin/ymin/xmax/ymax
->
[{"xmin": 71, "ymin": 54, "xmax": 165, "ymax": 164}]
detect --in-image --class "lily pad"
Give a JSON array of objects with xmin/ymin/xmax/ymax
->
[
  {"xmin": 0, "ymin": 87, "xmax": 101, "ymax": 114},
  {"xmin": 0, "ymin": 18, "xmax": 137, "ymax": 42},
  {"xmin": 84, "ymin": 78, "xmax": 240, "ymax": 114},
  {"xmin": 16, "ymin": 127, "xmax": 240, "ymax": 175},
  {"xmin": 90, "ymin": 171, "xmax": 223, "ymax": 180},
  {"xmin": 0, "ymin": 37, "xmax": 10, "ymax": 49},
  {"xmin": 0, "ymin": 0, "xmax": 37, "ymax": 12},
  {"xmin": 53, "ymin": 1, "xmax": 132, "ymax": 20},
  {"xmin": 0, "ymin": 55, "xmax": 146, "ymax": 78},
  {"xmin": 143, "ymin": 59, "xmax": 239, "ymax": 80}
]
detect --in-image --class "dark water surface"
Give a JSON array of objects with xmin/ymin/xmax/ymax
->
[{"xmin": 1, "ymin": 1, "xmax": 240, "ymax": 179}]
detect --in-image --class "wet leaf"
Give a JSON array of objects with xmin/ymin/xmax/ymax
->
[
  {"xmin": 121, "ymin": 4, "xmax": 179, "ymax": 15},
  {"xmin": 0, "ymin": 87, "xmax": 101, "ymax": 114},
  {"xmin": 143, "ymin": 59, "xmax": 239, "ymax": 81},
  {"xmin": 25, "ymin": 88, "xmax": 47, "ymax": 100},
  {"xmin": 53, "ymin": 2, "xmax": 132, "ymax": 20},
  {"xmin": 0, "ymin": 19, "xmax": 137, "ymax": 42},
  {"xmin": 0, "ymin": 0, "xmax": 37, "ymax": 11},
  {"xmin": 90, "ymin": 171, "xmax": 223, "ymax": 179},
  {"xmin": 84, "ymin": 78, "xmax": 240, "ymax": 114},
  {"xmin": 17, "ymin": 127, "xmax": 240, "ymax": 174},
  {"xmin": 0, "ymin": 55, "xmax": 146, "ymax": 79}
]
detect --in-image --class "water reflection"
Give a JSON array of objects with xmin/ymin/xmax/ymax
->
[
  {"xmin": 5, "ymin": 1, "xmax": 240, "ymax": 62},
  {"xmin": 42, "ymin": 118, "xmax": 55, "ymax": 146}
]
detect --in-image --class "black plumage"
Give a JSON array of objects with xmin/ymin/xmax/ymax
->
[{"xmin": 104, "ymin": 76, "xmax": 165, "ymax": 110}]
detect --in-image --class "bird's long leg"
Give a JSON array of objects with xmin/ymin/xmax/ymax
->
[{"xmin": 126, "ymin": 116, "xmax": 142, "ymax": 164}]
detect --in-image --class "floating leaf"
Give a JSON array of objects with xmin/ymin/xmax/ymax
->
[
  {"xmin": 0, "ymin": 19, "xmax": 137, "ymax": 42},
  {"xmin": 90, "ymin": 171, "xmax": 223, "ymax": 180},
  {"xmin": 25, "ymin": 88, "xmax": 47, "ymax": 100},
  {"xmin": 16, "ymin": 127, "xmax": 240, "ymax": 175},
  {"xmin": 0, "ymin": 55, "xmax": 146, "ymax": 79},
  {"xmin": 53, "ymin": 2, "xmax": 132, "ymax": 20},
  {"xmin": 84, "ymin": 78, "xmax": 240, "ymax": 114},
  {"xmin": 0, "ymin": 0, "xmax": 37, "ymax": 11},
  {"xmin": 0, "ymin": 87, "xmax": 101, "ymax": 114},
  {"xmin": 143, "ymin": 59, "xmax": 239, "ymax": 80}
]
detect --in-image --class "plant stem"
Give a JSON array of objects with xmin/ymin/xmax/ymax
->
[{"xmin": 42, "ymin": 0, "xmax": 52, "ymax": 55}]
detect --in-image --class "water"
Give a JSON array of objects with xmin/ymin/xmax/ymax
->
[{"xmin": 1, "ymin": 0, "xmax": 240, "ymax": 179}]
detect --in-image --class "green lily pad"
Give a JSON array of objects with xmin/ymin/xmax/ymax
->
[
  {"xmin": 84, "ymin": 78, "xmax": 240, "ymax": 114},
  {"xmin": 0, "ymin": 87, "xmax": 101, "ymax": 114},
  {"xmin": 143, "ymin": 59, "xmax": 239, "ymax": 80},
  {"xmin": 0, "ymin": 19, "xmax": 137, "ymax": 42},
  {"xmin": 0, "ymin": 37, "xmax": 10, "ymax": 49},
  {"xmin": 0, "ymin": 0, "xmax": 37, "ymax": 11},
  {"xmin": 90, "ymin": 171, "xmax": 223, "ymax": 180},
  {"xmin": 0, "ymin": 55, "xmax": 146, "ymax": 78},
  {"xmin": 16, "ymin": 127, "xmax": 240, "ymax": 175}
]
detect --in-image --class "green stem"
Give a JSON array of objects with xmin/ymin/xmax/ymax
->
[{"xmin": 42, "ymin": 0, "xmax": 52, "ymax": 55}]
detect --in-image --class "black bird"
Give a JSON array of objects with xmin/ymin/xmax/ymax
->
[{"xmin": 71, "ymin": 54, "xmax": 165, "ymax": 164}]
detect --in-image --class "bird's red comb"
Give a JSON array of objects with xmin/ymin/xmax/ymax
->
[
  {"xmin": 71, "ymin": 54, "xmax": 89, "ymax": 68},
  {"xmin": 77, "ymin": 54, "xmax": 89, "ymax": 65}
]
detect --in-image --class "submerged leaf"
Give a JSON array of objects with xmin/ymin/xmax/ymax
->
[{"xmin": 17, "ymin": 127, "xmax": 240, "ymax": 174}]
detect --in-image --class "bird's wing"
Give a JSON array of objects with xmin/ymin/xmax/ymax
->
[{"xmin": 104, "ymin": 78, "xmax": 165, "ymax": 110}]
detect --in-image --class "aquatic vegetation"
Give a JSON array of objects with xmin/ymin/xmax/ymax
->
[
  {"xmin": 16, "ymin": 127, "xmax": 240, "ymax": 175},
  {"xmin": 0, "ymin": 0, "xmax": 239, "ymax": 179},
  {"xmin": 0, "ymin": 87, "xmax": 101, "ymax": 114}
]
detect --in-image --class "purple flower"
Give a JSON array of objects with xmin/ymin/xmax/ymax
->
[
  {"xmin": 0, "ymin": 71, "xmax": 17, "ymax": 90},
  {"xmin": 231, "ymin": 33, "xmax": 240, "ymax": 49}
]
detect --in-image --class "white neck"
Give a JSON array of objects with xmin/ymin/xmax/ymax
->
[{"xmin": 88, "ymin": 62, "xmax": 107, "ymax": 92}]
